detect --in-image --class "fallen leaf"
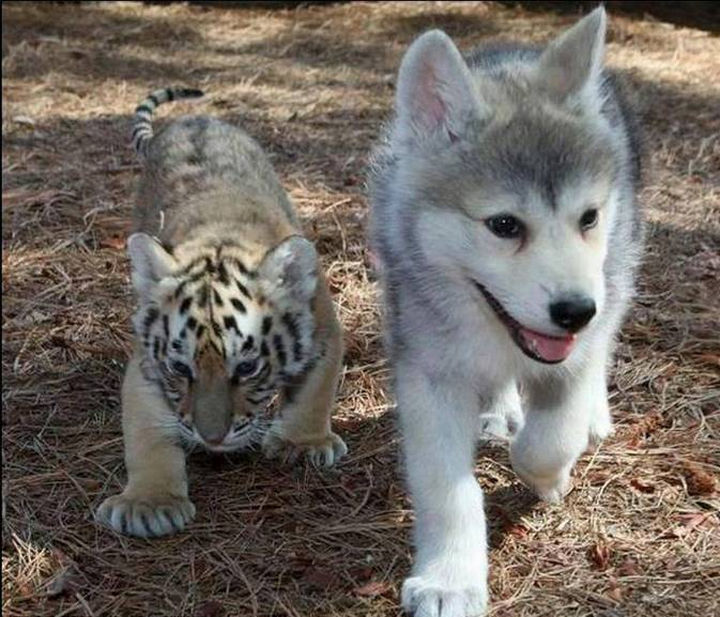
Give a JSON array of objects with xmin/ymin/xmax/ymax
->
[
  {"xmin": 606, "ymin": 584, "xmax": 623, "ymax": 603},
  {"xmin": 354, "ymin": 580, "xmax": 392, "ymax": 597},
  {"xmin": 79, "ymin": 478, "xmax": 101, "ymax": 491},
  {"xmin": 589, "ymin": 542, "xmax": 611, "ymax": 571},
  {"xmin": 682, "ymin": 462, "xmax": 717, "ymax": 496},
  {"xmin": 678, "ymin": 512, "xmax": 716, "ymax": 527},
  {"xmin": 696, "ymin": 353, "xmax": 720, "ymax": 368},
  {"xmin": 288, "ymin": 552, "xmax": 314, "ymax": 573},
  {"xmin": 625, "ymin": 412, "xmax": 663, "ymax": 447},
  {"xmin": 17, "ymin": 579, "xmax": 33, "ymax": 597},
  {"xmin": 350, "ymin": 566, "xmax": 374, "ymax": 582},
  {"xmin": 630, "ymin": 478, "xmax": 655, "ymax": 494},
  {"xmin": 302, "ymin": 567, "xmax": 340, "ymax": 591},
  {"xmin": 588, "ymin": 470, "xmax": 611, "ymax": 484},
  {"xmin": 666, "ymin": 512, "xmax": 718, "ymax": 538},
  {"xmin": 506, "ymin": 523, "xmax": 529, "ymax": 539},
  {"xmin": 617, "ymin": 558, "xmax": 641, "ymax": 577},
  {"xmin": 100, "ymin": 234, "xmax": 126, "ymax": 250}
]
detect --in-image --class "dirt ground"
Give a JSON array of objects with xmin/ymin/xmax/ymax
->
[{"xmin": 2, "ymin": 2, "xmax": 719, "ymax": 616}]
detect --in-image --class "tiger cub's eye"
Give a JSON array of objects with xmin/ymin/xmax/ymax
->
[
  {"xmin": 234, "ymin": 358, "xmax": 260, "ymax": 380},
  {"xmin": 170, "ymin": 360, "xmax": 193, "ymax": 379}
]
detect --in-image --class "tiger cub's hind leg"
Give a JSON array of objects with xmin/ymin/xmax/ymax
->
[
  {"xmin": 262, "ymin": 301, "xmax": 347, "ymax": 467},
  {"xmin": 95, "ymin": 353, "xmax": 195, "ymax": 538}
]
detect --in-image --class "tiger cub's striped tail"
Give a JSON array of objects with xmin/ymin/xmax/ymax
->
[{"xmin": 132, "ymin": 87, "xmax": 204, "ymax": 159}]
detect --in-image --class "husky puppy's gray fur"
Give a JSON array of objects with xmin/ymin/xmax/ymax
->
[{"xmin": 369, "ymin": 8, "xmax": 643, "ymax": 616}]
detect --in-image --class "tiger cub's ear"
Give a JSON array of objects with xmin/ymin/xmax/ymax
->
[
  {"xmin": 127, "ymin": 233, "xmax": 178, "ymax": 299},
  {"xmin": 258, "ymin": 235, "xmax": 318, "ymax": 303}
]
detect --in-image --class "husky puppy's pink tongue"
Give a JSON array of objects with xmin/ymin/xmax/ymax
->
[
  {"xmin": 472, "ymin": 279, "xmax": 580, "ymax": 364},
  {"xmin": 518, "ymin": 328, "xmax": 577, "ymax": 363}
]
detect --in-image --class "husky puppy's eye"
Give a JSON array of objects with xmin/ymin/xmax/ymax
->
[
  {"xmin": 580, "ymin": 208, "xmax": 599, "ymax": 231},
  {"xmin": 170, "ymin": 360, "xmax": 193, "ymax": 379},
  {"xmin": 485, "ymin": 215, "xmax": 524, "ymax": 239},
  {"xmin": 234, "ymin": 358, "xmax": 260, "ymax": 380}
]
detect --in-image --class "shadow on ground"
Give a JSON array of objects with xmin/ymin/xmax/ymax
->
[{"xmin": 498, "ymin": 1, "xmax": 720, "ymax": 34}]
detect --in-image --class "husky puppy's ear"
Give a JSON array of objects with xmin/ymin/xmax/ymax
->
[
  {"xmin": 394, "ymin": 29, "xmax": 483, "ymax": 146},
  {"xmin": 259, "ymin": 235, "xmax": 318, "ymax": 303},
  {"xmin": 127, "ymin": 232, "xmax": 178, "ymax": 299},
  {"xmin": 535, "ymin": 6, "xmax": 607, "ymax": 105}
]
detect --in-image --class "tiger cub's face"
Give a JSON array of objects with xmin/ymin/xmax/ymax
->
[{"xmin": 128, "ymin": 233, "xmax": 319, "ymax": 452}]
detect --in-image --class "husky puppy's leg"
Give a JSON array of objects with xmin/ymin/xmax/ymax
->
[
  {"xmin": 478, "ymin": 380, "xmax": 523, "ymax": 442},
  {"xmin": 510, "ymin": 346, "xmax": 609, "ymax": 502},
  {"xmin": 588, "ymin": 395, "xmax": 614, "ymax": 446},
  {"xmin": 397, "ymin": 362, "xmax": 489, "ymax": 617},
  {"xmin": 587, "ymin": 342, "xmax": 614, "ymax": 446},
  {"xmin": 96, "ymin": 353, "xmax": 195, "ymax": 537}
]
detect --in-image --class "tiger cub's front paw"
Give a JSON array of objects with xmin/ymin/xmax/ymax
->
[
  {"xmin": 262, "ymin": 425, "xmax": 347, "ymax": 468},
  {"xmin": 95, "ymin": 491, "xmax": 195, "ymax": 538}
]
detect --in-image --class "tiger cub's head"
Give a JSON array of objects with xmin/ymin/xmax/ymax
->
[{"xmin": 127, "ymin": 233, "xmax": 320, "ymax": 452}]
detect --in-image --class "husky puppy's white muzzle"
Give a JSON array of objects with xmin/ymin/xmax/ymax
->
[{"xmin": 473, "ymin": 281, "xmax": 596, "ymax": 364}]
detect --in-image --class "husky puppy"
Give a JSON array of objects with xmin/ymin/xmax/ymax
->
[{"xmin": 369, "ymin": 8, "xmax": 643, "ymax": 616}]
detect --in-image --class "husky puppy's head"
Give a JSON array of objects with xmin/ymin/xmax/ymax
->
[{"xmin": 387, "ymin": 8, "xmax": 622, "ymax": 364}]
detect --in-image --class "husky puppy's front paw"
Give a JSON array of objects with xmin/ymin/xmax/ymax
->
[
  {"xmin": 95, "ymin": 492, "xmax": 195, "ymax": 538},
  {"xmin": 588, "ymin": 404, "xmax": 614, "ymax": 447},
  {"xmin": 262, "ymin": 427, "xmax": 347, "ymax": 467},
  {"xmin": 511, "ymin": 455, "xmax": 572, "ymax": 504},
  {"xmin": 478, "ymin": 383, "xmax": 524, "ymax": 442},
  {"xmin": 402, "ymin": 561, "xmax": 488, "ymax": 617},
  {"xmin": 478, "ymin": 410, "xmax": 522, "ymax": 442}
]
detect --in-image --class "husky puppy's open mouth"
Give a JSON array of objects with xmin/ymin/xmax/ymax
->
[{"xmin": 472, "ymin": 281, "xmax": 577, "ymax": 364}]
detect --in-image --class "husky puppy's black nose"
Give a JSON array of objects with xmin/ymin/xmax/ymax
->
[{"xmin": 549, "ymin": 295, "xmax": 596, "ymax": 332}]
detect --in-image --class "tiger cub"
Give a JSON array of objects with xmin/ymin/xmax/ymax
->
[{"xmin": 95, "ymin": 88, "xmax": 347, "ymax": 538}]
